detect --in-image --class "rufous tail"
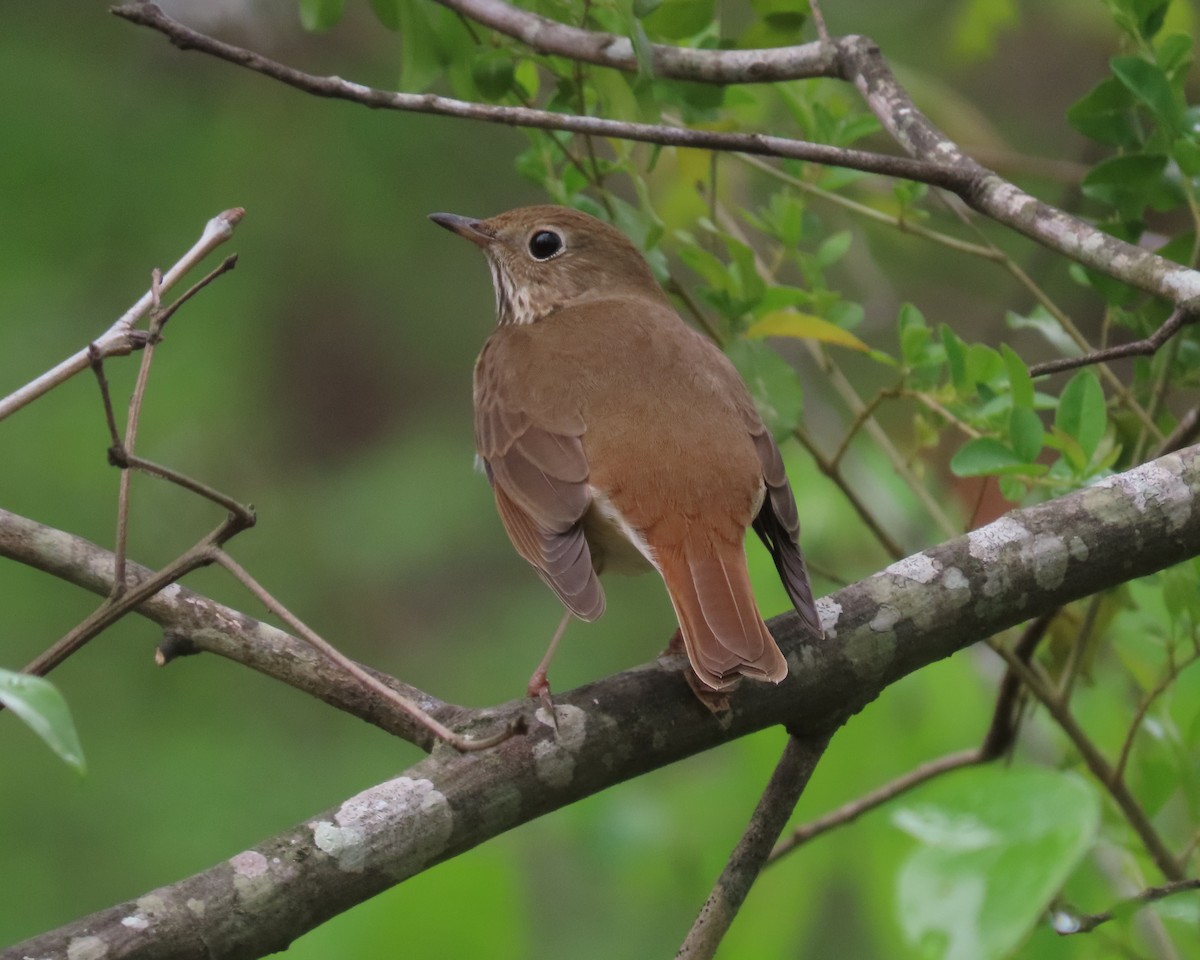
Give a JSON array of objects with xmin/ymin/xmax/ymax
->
[{"xmin": 658, "ymin": 542, "xmax": 788, "ymax": 690}]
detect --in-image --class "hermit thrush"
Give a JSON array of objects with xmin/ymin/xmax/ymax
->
[{"xmin": 430, "ymin": 205, "xmax": 822, "ymax": 694}]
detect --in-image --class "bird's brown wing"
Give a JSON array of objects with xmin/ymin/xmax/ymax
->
[
  {"xmin": 737, "ymin": 405, "xmax": 823, "ymax": 640},
  {"xmin": 474, "ymin": 336, "xmax": 604, "ymax": 621}
]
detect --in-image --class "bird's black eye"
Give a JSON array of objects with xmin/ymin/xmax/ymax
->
[{"xmin": 528, "ymin": 230, "xmax": 564, "ymax": 261}]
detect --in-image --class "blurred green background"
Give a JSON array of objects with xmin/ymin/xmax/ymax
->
[{"xmin": 0, "ymin": 1, "xmax": 1158, "ymax": 956}]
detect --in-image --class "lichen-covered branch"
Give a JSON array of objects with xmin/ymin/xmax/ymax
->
[{"xmin": 8, "ymin": 444, "xmax": 1200, "ymax": 959}]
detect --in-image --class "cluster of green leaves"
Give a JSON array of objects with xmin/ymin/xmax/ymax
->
[{"xmin": 901, "ymin": 306, "xmax": 1116, "ymax": 501}]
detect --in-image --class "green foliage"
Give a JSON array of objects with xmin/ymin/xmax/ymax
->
[
  {"xmin": 0, "ymin": 669, "xmax": 85, "ymax": 774},
  {"xmin": 891, "ymin": 767, "xmax": 1100, "ymax": 960}
]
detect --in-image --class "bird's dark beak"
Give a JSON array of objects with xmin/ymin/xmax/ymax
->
[{"xmin": 429, "ymin": 212, "xmax": 493, "ymax": 248}]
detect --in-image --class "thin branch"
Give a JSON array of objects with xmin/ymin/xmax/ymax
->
[
  {"xmin": 1030, "ymin": 306, "xmax": 1196, "ymax": 377},
  {"xmin": 990, "ymin": 643, "xmax": 1185, "ymax": 881},
  {"xmin": 791, "ymin": 423, "xmax": 905, "ymax": 559},
  {"xmin": 677, "ymin": 734, "xmax": 831, "ymax": 959},
  {"xmin": 1112, "ymin": 647, "xmax": 1200, "ymax": 786},
  {"xmin": 110, "ymin": 5, "xmax": 1200, "ymax": 306},
  {"xmin": 432, "ymin": 0, "xmax": 838, "ymax": 84},
  {"xmin": 0, "ymin": 207, "xmax": 243, "ymax": 422},
  {"xmin": 212, "ymin": 550, "xmax": 516, "ymax": 753},
  {"xmin": 769, "ymin": 748, "xmax": 980, "ymax": 858},
  {"xmin": 1055, "ymin": 878, "xmax": 1200, "ymax": 935},
  {"xmin": 16, "ymin": 514, "xmax": 252, "ymax": 680},
  {"xmin": 111, "ymin": 4, "xmax": 951, "ymax": 185}
]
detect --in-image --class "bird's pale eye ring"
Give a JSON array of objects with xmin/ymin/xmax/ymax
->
[{"xmin": 528, "ymin": 229, "xmax": 564, "ymax": 261}]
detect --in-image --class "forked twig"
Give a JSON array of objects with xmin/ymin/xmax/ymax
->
[
  {"xmin": 0, "ymin": 208, "xmax": 243, "ymax": 421},
  {"xmin": 1030, "ymin": 306, "xmax": 1197, "ymax": 377},
  {"xmin": 1054, "ymin": 878, "xmax": 1200, "ymax": 935}
]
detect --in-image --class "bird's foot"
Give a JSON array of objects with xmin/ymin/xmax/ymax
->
[{"xmin": 526, "ymin": 670, "xmax": 561, "ymax": 734}]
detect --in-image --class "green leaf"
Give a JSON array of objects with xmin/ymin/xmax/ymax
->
[
  {"xmin": 1001, "ymin": 343, "xmax": 1034, "ymax": 408},
  {"xmin": 1157, "ymin": 32, "xmax": 1194, "ymax": 78},
  {"xmin": 1173, "ymin": 137, "xmax": 1200, "ymax": 177},
  {"xmin": 745, "ymin": 310, "xmax": 870, "ymax": 351},
  {"xmin": 0, "ymin": 668, "xmax": 86, "ymax": 774},
  {"xmin": 642, "ymin": 0, "xmax": 714, "ymax": 39},
  {"xmin": 369, "ymin": 0, "xmax": 401, "ymax": 30},
  {"xmin": 633, "ymin": 0, "xmax": 663, "ymax": 18},
  {"xmin": 892, "ymin": 766, "xmax": 1100, "ymax": 960},
  {"xmin": 398, "ymin": 0, "xmax": 447, "ymax": 92},
  {"xmin": 940, "ymin": 325, "xmax": 970, "ymax": 394},
  {"xmin": 966, "ymin": 344, "xmax": 1004, "ymax": 390},
  {"xmin": 1005, "ymin": 306, "xmax": 1082, "ymax": 358},
  {"xmin": 1055, "ymin": 369, "xmax": 1107, "ymax": 461},
  {"xmin": 299, "ymin": 0, "xmax": 346, "ymax": 31},
  {"xmin": 1080, "ymin": 152, "xmax": 1169, "ymax": 218},
  {"xmin": 1111, "ymin": 55, "xmax": 1184, "ymax": 131},
  {"xmin": 1067, "ymin": 78, "xmax": 1140, "ymax": 147},
  {"xmin": 629, "ymin": 20, "xmax": 656, "ymax": 79},
  {"xmin": 815, "ymin": 230, "xmax": 852, "ymax": 269},
  {"xmin": 898, "ymin": 303, "xmax": 931, "ymax": 364},
  {"xmin": 950, "ymin": 438, "xmax": 1027, "ymax": 477},
  {"xmin": 471, "ymin": 49, "xmax": 516, "ymax": 101},
  {"xmin": 725, "ymin": 338, "xmax": 804, "ymax": 440},
  {"xmin": 1009, "ymin": 406, "xmax": 1044, "ymax": 463}
]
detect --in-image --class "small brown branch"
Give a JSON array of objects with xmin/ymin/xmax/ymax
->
[
  {"xmin": 769, "ymin": 748, "xmax": 981, "ymax": 859},
  {"xmin": 1159, "ymin": 406, "xmax": 1200, "ymax": 456},
  {"xmin": 992, "ymin": 644, "xmax": 1185, "ymax": 881},
  {"xmin": 16, "ymin": 514, "xmax": 252, "ymax": 680},
  {"xmin": 1030, "ymin": 306, "xmax": 1197, "ymax": 377},
  {"xmin": 0, "ymin": 208, "xmax": 243, "ymax": 422},
  {"xmin": 108, "ymin": 4, "xmax": 958, "ymax": 185},
  {"xmin": 107, "ymin": 449, "xmax": 256, "ymax": 520},
  {"xmin": 212, "ymin": 549, "xmax": 516, "ymax": 753},
  {"xmin": 1112, "ymin": 647, "xmax": 1200, "ymax": 786},
  {"xmin": 677, "ymin": 734, "xmax": 830, "ymax": 959},
  {"xmin": 1055, "ymin": 878, "xmax": 1200, "ymax": 935},
  {"xmin": 791, "ymin": 424, "xmax": 905, "ymax": 560},
  {"xmin": 807, "ymin": 0, "xmax": 831, "ymax": 45}
]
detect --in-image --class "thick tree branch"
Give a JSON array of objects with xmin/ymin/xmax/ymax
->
[
  {"xmin": 8, "ymin": 444, "xmax": 1200, "ymax": 959},
  {"xmin": 0, "ymin": 508, "xmax": 478, "ymax": 751}
]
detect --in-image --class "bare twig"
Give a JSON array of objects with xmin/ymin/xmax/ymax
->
[
  {"xmin": 991, "ymin": 643, "xmax": 1185, "ymax": 881},
  {"xmin": 0, "ymin": 207, "xmax": 243, "ymax": 421},
  {"xmin": 1030, "ymin": 306, "xmax": 1197, "ymax": 377},
  {"xmin": 1055, "ymin": 878, "xmax": 1200, "ymax": 935},
  {"xmin": 769, "ymin": 748, "xmax": 981, "ymax": 858},
  {"xmin": 16, "ymin": 514, "xmax": 253, "ymax": 680},
  {"xmin": 677, "ymin": 734, "xmax": 831, "ymax": 959},
  {"xmin": 1112, "ymin": 647, "xmax": 1200, "ymax": 787},
  {"xmin": 212, "ymin": 550, "xmax": 516, "ymax": 753}
]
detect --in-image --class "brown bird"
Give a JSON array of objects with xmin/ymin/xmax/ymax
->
[{"xmin": 430, "ymin": 205, "xmax": 822, "ymax": 696}]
